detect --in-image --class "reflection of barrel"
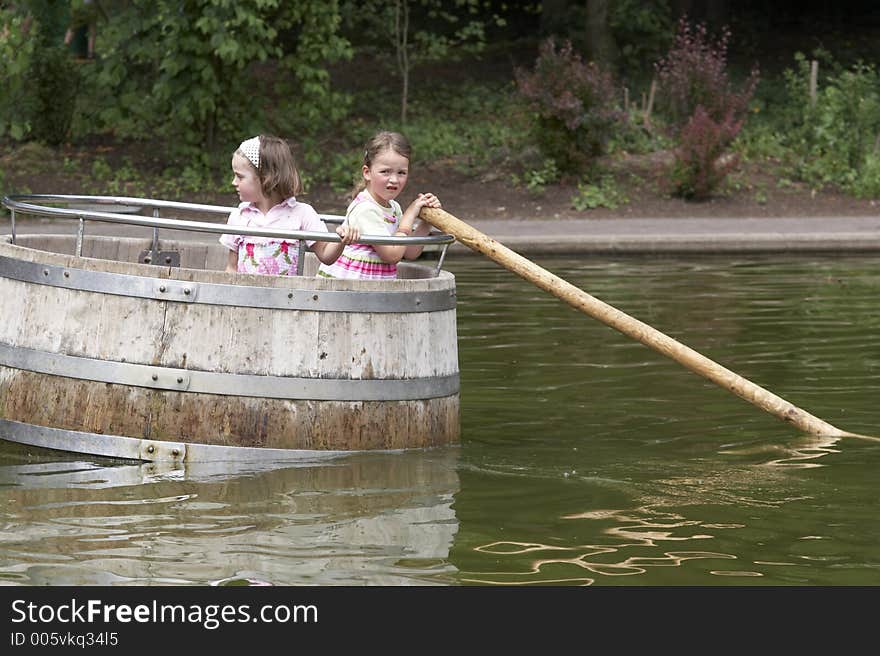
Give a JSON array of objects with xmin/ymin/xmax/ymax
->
[
  {"xmin": 0, "ymin": 235, "xmax": 460, "ymax": 460},
  {"xmin": 0, "ymin": 446, "xmax": 461, "ymax": 585}
]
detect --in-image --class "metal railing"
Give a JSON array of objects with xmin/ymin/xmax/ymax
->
[{"xmin": 1, "ymin": 194, "xmax": 455, "ymax": 276}]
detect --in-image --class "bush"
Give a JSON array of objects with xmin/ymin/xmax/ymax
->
[
  {"xmin": 668, "ymin": 106, "xmax": 743, "ymax": 199},
  {"xmin": 571, "ymin": 175, "xmax": 628, "ymax": 210},
  {"xmin": 516, "ymin": 38, "xmax": 625, "ymax": 175},
  {"xmin": 655, "ymin": 18, "xmax": 758, "ymax": 131},
  {"xmin": 781, "ymin": 54, "xmax": 880, "ymax": 197},
  {"xmin": 655, "ymin": 18, "xmax": 758, "ymax": 198}
]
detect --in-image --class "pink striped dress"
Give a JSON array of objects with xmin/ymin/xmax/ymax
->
[{"xmin": 317, "ymin": 191, "xmax": 402, "ymax": 280}]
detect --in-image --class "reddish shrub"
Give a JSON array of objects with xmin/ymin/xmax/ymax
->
[
  {"xmin": 516, "ymin": 38, "xmax": 624, "ymax": 174},
  {"xmin": 668, "ymin": 106, "xmax": 743, "ymax": 199},
  {"xmin": 655, "ymin": 18, "xmax": 757, "ymax": 131},
  {"xmin": 654, "ymin": 18, "xmax": 758, "ymax": 197}
]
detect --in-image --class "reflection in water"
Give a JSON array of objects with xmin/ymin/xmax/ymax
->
[
  {"xmin": 456, "ymin": 432, "xmax": 868, "ymax": 586},
  {"xmin": 0, "ymin": 444, "xmax": 460, "ymax": 585},
  {"xmin": 721, "ymin": 432, "xmax": 842, "ymax": 469},
  {"xmin": 456, "ymin": 429, "xmax": 880, "ymax": 585},
  {"xmin": 448, "ymin": 255, "xmax": 880, "ymax": 586},
  {"xmin": 3, "ymin": 254, "xmax": 880, "ymax": 586},
  {"xmin": 462, "ymin": 508, "xmax": 737, "ymax": 585}
]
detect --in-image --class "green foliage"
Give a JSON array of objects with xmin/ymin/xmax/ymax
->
[
  {"xmin": 175, "ymin": 164, "xmax": 217, "ymax": 195},
  {"xmin": 516, "ymin": 39, "xmax": 625, "ymax": 175},
  {"xmin": 90, "ymin": 159, "xmax": 113, "ymax": 181},
  {"xmin": 342, "ymin": 0, "xmax": 495, "ymax": 58},
  {"xmin": 12, "ymin": 4, "xmax": 880, "ymax": 211},
  {"xmin": 9, "ymin": 142, "xmax": 55, "ymax": 173},
  {"xmin": 340, "ymin": 0, "xmax": 505, "ymax": 122},
  {"xmin": 609, "ymin": 0, "xmax": 674, "ymax": 75},
  {"xmin": 272, "ymin": 1, "xmax": 353, "ymax": 134},
  {"xmin": 154, "ymin": 163, "xmax": 225, "ymax": 200},
  {"xmin": 405, "ymin": 82, "xmax": 528, "ymax": 171},
  {"xmin": 523, "ymin": 159, "xmax": 560, "ymax": 194},
  {"xmin": 780, "ymin": 52, "xmax": 880, "ymax": 197},
  {"xmin": 850, "ymin": 154, "xmax": 880, "ymax": 198},
  {"xmin": 0, "ymin": 8, "xmax": 36, "ymax": 140},
  {"xmin": 735, "ymin": 120, "xmax": 787, "ymax": 161},
  {"xmin": 297, "ymin": 80, "xmax": 528, "ymax": 193},
  {"xmin": 62, "ymin": 157, "xmax": 79, "ymax": 174},
  {"xmin": 607, "ymin": 112, "xmax": 673, "ymax": 156},
  {"xmin": 76, "ymin": 1, "xmax": 351, "ymax": 156},
  {"xmin": 548, "ymin": 0, "xmax": 672, "ymax": 75},
  {"xmin": 571, "ymin": 176, "xmax": 628, "ymax": 210},
  {"xmin": 25, "ymin": 1, "xmax": 69, "ymax": 47},
  {"xmin": 325, "ymin": 151, "xmax": 364, "ymax": 195},
  {"xmin": 0, "ymin": 7, "xmax": 78, "ymax": 144}
]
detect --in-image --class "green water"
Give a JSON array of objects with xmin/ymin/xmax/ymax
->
[{"xmin": 1, "ymin": 255, "xmax": 879, "ymax": 585}]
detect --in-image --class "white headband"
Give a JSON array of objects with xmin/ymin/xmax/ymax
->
[{"xmin": 239, "ymin": 136, "xmax": 260, "ymax": 169}]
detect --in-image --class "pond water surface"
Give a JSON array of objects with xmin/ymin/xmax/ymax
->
[{"xmin": 1, "ymin": 254, "xmax": 879, "ymax": 586}]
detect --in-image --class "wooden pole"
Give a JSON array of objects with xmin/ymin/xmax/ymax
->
[
  {"xmin": 644, "ymin": 78, "xmax": 656, "ymax": 129},
  {"xmin": 420, "ymin": 206, "xmax": 870, "ymax": 439},
  {"xmin": 809, "ymin": 60, "xmax": 818, "ymax": 107}
]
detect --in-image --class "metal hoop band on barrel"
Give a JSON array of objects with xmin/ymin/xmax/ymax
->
[
  {"xmin": 0, "ymin": 255, "xmax": 456, "ymax": 313},
  {"xmin": 0, "ymin": 418, "xmax": 354, "ymax": 462},
  {"xmin": 0, "ymin": 343, "xmax": 459, "ymax": 401}
]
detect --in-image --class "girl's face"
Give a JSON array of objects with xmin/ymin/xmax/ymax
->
[
  {"xmin": 363, "ymin": 148, "xmax": 409, "ymax": 205},
  {"xmin": 231, "ymin": 153, "xmax": 263, "ymax": 205}
]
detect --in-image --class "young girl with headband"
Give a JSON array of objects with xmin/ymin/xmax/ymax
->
[
  {"xmin": 220, "ymin": 135, "xmax": 358, "ymax": 275},
  {"xmin": 317, "ymin": 131, "xmax": 441, "ymax": 280}
]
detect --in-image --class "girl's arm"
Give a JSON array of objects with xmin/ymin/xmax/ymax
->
[
  {"xmin": 225, "ymin": 249, "xmax": 238, "ymax": 273},
  {"xmin": 373, "ymin": 193, "xmax": 442, "ymax": 264},
  {"xmin": 404, "ymin": 210, "xmax": 435, "ymax": 261},
  {"xmin": 220, "ymin": 207, "xmax": 244, "ymax": 272},
  {"xmin": 395, "ymin": 193, "xmax": 440, "ymax": 260},
  {"xmin": 312, "ymin": 223, "xmax": 360, "ymax": 264}
]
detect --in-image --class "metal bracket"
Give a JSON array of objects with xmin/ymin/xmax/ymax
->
[
  {"xmin": 153, "ymin": 280, "xmax": 198, "ymax": 302},
  {"xmin": 138, "ymin": 439, "xmax": 187, "ymax": 463},
  {"xmin": 139, "ymin": 249, "xmax": 181, "ymax": 267},
  {"xmin": 144, "ymin": 367, "xmax": 192, "ymax": 391}
]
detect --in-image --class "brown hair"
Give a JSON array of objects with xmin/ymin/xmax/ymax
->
[
  {"xmin": 236, "ymin": 134, "xmax": 302, "ymax": 199},
  {"xmin": 352, "ymin": 131, "xmax": 412, "ymax": 197}
]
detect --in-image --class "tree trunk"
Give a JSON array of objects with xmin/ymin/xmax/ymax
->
[
  {"xmin": 540, "ymin": 0, "xmax": 570, "ymax": 36},
  {"xmin": 395, "ymin": 0, "xmax": 410, "ymax": 124},
  {"xmin": 585, "ymin": 0, "xmax": 618, "ymax": 68}
]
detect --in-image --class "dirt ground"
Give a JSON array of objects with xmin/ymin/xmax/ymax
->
[{"xmin": 3, "ymin": 142, "xmax": 880, "ymax": 223}]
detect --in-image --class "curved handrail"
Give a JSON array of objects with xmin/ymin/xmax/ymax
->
[{"xmin": 1, "ymin": 194, "xmax": 455, "ymax": 247}]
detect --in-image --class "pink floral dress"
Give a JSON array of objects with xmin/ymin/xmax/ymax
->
[{"xmin": 219, "ymin": 198, "xmax": 329, "ymax": 276}]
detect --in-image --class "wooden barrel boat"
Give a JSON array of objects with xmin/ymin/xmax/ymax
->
[{"xmin": 0, "ymin": 195, "xmax": 460, "ymax": 462}]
